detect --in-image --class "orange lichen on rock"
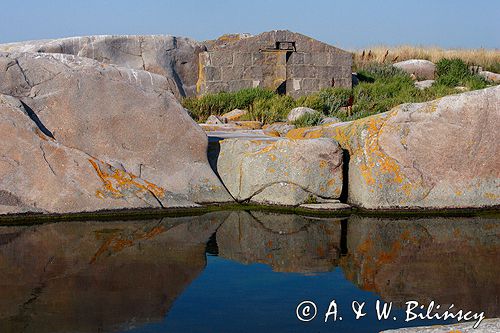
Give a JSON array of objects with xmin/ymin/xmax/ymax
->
[
  {"xmin": 195, "ymin": 54, "xmax": 206, "ymax": 94},
  {"xmin": 90, "ymin": 225, "xmax": 167, "ymax": 263},
  {"xmin": 89, "ymin": 158, "xmax": 165, "ymax": 199},
  {"xmin": 330, "ymin": 112, "xmax": 408, "ymax": 191},
  {"xmin": 285, "ymin": 127, "xmax": 324, "ymax": 139}
]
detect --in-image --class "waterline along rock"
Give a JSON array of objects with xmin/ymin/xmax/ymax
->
[{"xmin": 216, "ymin": 137, "xmax": 343, "ymax": 206}]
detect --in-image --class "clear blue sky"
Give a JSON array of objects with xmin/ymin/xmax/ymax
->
[{"xmin": 1, "ymin": 0, "xmax": 499, "ymax": 49}]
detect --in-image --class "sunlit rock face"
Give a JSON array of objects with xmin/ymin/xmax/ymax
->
[
  {"xmin": 341, "ymin": 215, "xmax": 500, "ymax": 317},
  {"xmin": 0, "ymin": 212, "xmax": 229, "ymax": 333},
  {"xmin": 0, "ymin": 35, "xmax": 205, "ymax": 98},
  {"xmin": 216, "ymin": 211, "xmax": 343, "ymax": 273},
  {"xmin": 217, "ymin": 138, "xmax": 343, "ymax": 206},
  {"xmin": 393, "ymin": 59, "xmax": 436, "ymax": 80},
  {"xmin": 0, "ymin": 52, "xmax": 232, "ymax": 214},
  {"xmin": 286, "ymin": 86, "xmax": 500, "ymax": 209}
]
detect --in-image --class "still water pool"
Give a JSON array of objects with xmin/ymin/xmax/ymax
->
[{"xmin": 0, "ymin": 210, "xmax": 498, "ymax": 333}]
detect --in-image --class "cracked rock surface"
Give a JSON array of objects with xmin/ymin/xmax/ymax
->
[
  {"xmin": 0, "ymin": 52, "xmax": 232, "ymax": 214},
  {"xmin": 0, "ymin": 35, "xmax": 205, "ymax": 98},
  {"xmin": 334, "ymin": 86, "xmax": 500, "ymax": 209},
  {"xmin": 287, "ymin": 86, "xmax": 500, "ymax": 209},
  {"xmin": 0, "ymin": 94, "xmax": 197, "ymax": 214},
  {"xmin": 216, "ymin": 137, "xmax": 343, "ymax": 206}
]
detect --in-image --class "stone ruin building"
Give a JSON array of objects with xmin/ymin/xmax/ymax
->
[{"xmin": 196, "ymin": 30, "xmax": 353, "ymax": 97}]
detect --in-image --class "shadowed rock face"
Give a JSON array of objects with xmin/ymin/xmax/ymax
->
[
  {"xmin": 0, "ymin": 212, "xmax": 230, "ymax": 333},
  {"xmin": 216, "ymin": 211, "xmax": 343, "ymax": 273},
  {"xmin": 341, "ymin": 215, "xmax": 500, "ymax": 317},
  {"xmin": 0, "ymin": 52, "xmax": 232, "ymax": 214},
  {"xmin": 0, "ymin": 35, "xmax": 205, "ymax": 98}
]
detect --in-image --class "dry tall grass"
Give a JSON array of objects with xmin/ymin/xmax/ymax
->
[{"xmin": 353, "ymin": 46, "xmax": 500, "ymax": 72}]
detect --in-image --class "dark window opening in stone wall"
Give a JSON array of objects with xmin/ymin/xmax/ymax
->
[{"xmin": 276, "ymin": 81, "xmax": 287, "ymax": 95}]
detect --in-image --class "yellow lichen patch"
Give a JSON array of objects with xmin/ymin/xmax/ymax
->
[
  {"xmin": 233, "ymin": 121, "xmax": 262, "ymax": 129},
  {"xmin": 217, "ymin": 34, "xmax": 244, "ymax": 43},
  {"xmin": 285, "ymin": 127, "xmax": 324, "ymax": 139},
  {"xmin": 269, "ymin": 154, "xmax": 277, "ymax": 161},
  {"xmin": 330, "ymin": 112, "xmax": 408, "ymax": 191},
  {"xmin": 265, "ymin": 130, "xmax": 281, "ymax": 137},
  {"xmin": 359, "ymin": 164, "xmax": 376, "ymax": 185},
  {"xmin": 195, "ymin": 54, "xmax": 206, "ymax": 94},
  {"xmin": 89, "ymin": 159, "xmax": 165, "ymax": 200},
  {"xmin": 421, "ymin": 99, "xmax": 440, "ymax": 113},
  {"xmin": 267, "ymin": 167, "xmax": 276, "ymax": 173},
  {"xmin": 484, "ymin": 192, "xmax": 499, "ymax": 200},
  {"xmin": 319, "ymin": 160, "xmax": 328, "ymax": 168},
  {"xmin": 455, "ymin": 190, "xmax": 463, "ymax": 196}
]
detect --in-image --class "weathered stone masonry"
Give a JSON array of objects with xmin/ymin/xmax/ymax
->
[{"xmin": 197, "ymin": 30, "xmax": 353, "ymax": 97}]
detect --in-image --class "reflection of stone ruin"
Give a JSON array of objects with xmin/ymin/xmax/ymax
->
[{"xmin": 197, "ymin": 30, "xmax": 352, "ymax": 97}]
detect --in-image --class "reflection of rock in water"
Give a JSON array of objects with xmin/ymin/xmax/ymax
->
[
  {"xmin": 0, "ymin": 211, "xmax": 230, "ymax": 333},
  {"xmin": 216, "ymin": 211, "xmax": 343, "ymax": 273},
  {"xmin": 341, "ymin": 215, "xmax": 500, "ymax": 317}
]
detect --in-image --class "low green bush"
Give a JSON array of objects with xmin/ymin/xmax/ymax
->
[
  {"xmin": 357, "ymin": 63, "xmax": 408, "ymax": 82},
  {"xmin": 350, "ymin": 73, "xmax": 417, "ymax": 118},
  {"xmin": 435, "ymin": 58, "xmax": 488, "ymax": 89},
  {"xmin": 296, "ymin": 87, "xmax": 352, "ymax": 115},
  {"xmin": 182, "ymin": 88, "xmax": 275, "ymax": 122},
  {"xmin": 243, "ymin": 94, "xmax": 296, "ymax": 124}
]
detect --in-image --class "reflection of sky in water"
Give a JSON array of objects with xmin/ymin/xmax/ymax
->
[{"xmin": 128, "ymin": 255, "xmax": 454, "ymax": 333}]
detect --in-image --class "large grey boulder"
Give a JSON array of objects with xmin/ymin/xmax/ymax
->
[
  {"xmin": 0, "ymin": 94, "xmax": 198, "ymax": 214},
  {"xmin": 0, "ymin": 35, "xmax": 206, "ymax": 97},
  {"xmin": 326, "ymin": 86, "xmax": 500, "ymax": 209},
  {"xmin": 0, "ymin": 52, "xmax": 231, "ymax": 214},
  {"xmin": 216, "ymin": 137, "xmax": 343, "ymax": 205},
  {"xmin": 393, "ymin": 59, "xmax": 436, "ymax": 80}
]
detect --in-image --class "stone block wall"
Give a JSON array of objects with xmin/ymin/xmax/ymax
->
[{"xmin": 197, "ymin": 30, "xmax": 353, "ymax": 97}]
